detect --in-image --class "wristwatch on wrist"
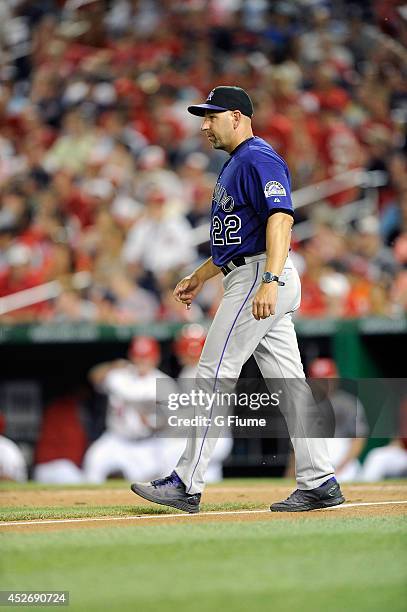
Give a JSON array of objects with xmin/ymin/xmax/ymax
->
[{"xmin": 261, "ymin": 272, "xmax": 285, "ymax": 286}]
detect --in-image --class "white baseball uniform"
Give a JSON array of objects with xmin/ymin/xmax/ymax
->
[
  {"xmin": 359, "ymin": 442, "xmax": 407, "ymax": 481},
  {"xmin": 83, "ymin": 364, "xmax": 177, "ymax": 483},
  {"xmin": 0, "ymin": 435, "xmax": 28, "ymax": 482}
]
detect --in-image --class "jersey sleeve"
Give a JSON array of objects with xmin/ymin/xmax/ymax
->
[
  {"xmin": 242, "ymin": 159, "xmax": 294, "ymax": 221},
  {"xmin": 101, "ymin": 369, "xmax": 120, "ymax": 395}
]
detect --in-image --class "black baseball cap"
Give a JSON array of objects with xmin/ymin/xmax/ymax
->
[{"xmin": 188, "ymin": 86, "xmax": 254, "ymax": 118}]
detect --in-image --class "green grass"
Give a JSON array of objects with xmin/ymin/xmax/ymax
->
[
  {"xmin": 0, "ymin": 477, "xmax": 281, "ymax": 521},
  {"xmin": 1, "ymin": 517, "xmax": 406, "ymax": 612},
  {"xmin": 1, "ymin": 477, "xmax": 406, "ymax": 522},
  {"xmin": 0, "ymin": 502, "xmax": 261, "ymax": 522}
]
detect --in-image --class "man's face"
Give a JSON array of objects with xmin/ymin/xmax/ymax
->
[
  {"xmin": 131, "ymin": 356, "xmax": 158, "ymax": 375},
  {"xmin": 201, "ymin": 111, "xmax": 235, "ymax": 150}
]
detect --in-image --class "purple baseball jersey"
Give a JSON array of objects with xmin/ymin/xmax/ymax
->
[{"xmin": 210, "ymin": 136, "xmax": 294, "ymax": 267}]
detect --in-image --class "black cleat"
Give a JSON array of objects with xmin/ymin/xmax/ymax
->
[
  {"xmin": 270, "ymin": 478, "xmax": 345, "ymax": 512},
  {"xmin": 131, "ymin": 471, "xmax": 201, "ymax": 514}
]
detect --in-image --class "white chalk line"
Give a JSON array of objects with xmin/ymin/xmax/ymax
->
[{"xmin": 0, "ymin": 500, "xmax": 407, "ymax": 528}]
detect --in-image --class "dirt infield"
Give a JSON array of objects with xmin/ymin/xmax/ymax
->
[{"xmin": 1, "ymin": 482, "xmax": 407, "ymax": 532}]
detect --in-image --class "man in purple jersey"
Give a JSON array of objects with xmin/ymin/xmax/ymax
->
[{"xmin": 131, "ymin": 86, "xmax": 345, "ymax": 513}]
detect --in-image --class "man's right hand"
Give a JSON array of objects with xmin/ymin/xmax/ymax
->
[{"xmin": 173, "ymin": 273, "xmax": 204, "ymax": 308}]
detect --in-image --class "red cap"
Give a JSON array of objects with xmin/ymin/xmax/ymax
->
[
  {"xmin": 0, "ymin": 412, "xmax": 5, "ymax": 435},
  {"xmin": 129, "ymin": 336, "xmax": 160, "ymax": 361},
  {"xmin": 308, "ymin": 358, "xmax": 338, "ymax": 378},
  {"xmin": 174, "ymin": 324, "xmax": 206, "ymax": 359}
]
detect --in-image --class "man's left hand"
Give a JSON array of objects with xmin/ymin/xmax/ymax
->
[{"xmin": 252, "ymin": 283, "xmax": 278, "ymax": 320}]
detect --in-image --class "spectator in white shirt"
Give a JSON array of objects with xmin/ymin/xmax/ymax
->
[{"xmin": 122, "ymin": 185, "xmax": 197, "ymax": 277}]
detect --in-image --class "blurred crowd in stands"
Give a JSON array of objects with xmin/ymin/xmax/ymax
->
[{"xmin": 0, "ymin": 0, "xmax": 406, "ymax": 323}]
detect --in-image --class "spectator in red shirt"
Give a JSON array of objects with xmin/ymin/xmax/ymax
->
[{"xmin": 0, "ymin": 243, "xmax": 48, "ymax": 321}]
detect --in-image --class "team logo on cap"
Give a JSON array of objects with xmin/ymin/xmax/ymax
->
[
  {"xmin": 264, "ymin": 181, "xmax": 286, "ymax": 198},
  {"xmin": 207, "ymin": 89, "xmax": 215, "ymax": 101}
]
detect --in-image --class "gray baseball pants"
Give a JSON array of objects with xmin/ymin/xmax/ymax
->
[{"xmin": 175, "ymin": 254, "xmax": 335, "ymax": 494}]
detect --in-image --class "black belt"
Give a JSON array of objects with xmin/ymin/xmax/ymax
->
[
  {"xmin": 221, "ymin": 253, "xmax": 267, "ymax": 276},
  {"xmin": 221, "ymin": 256, "xmax": 246, "ymax": 276}
]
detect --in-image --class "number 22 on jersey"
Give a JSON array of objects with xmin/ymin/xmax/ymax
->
[{"xmin": 212, "ymin": 214, "xmax": 242, "ymax": 245}]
